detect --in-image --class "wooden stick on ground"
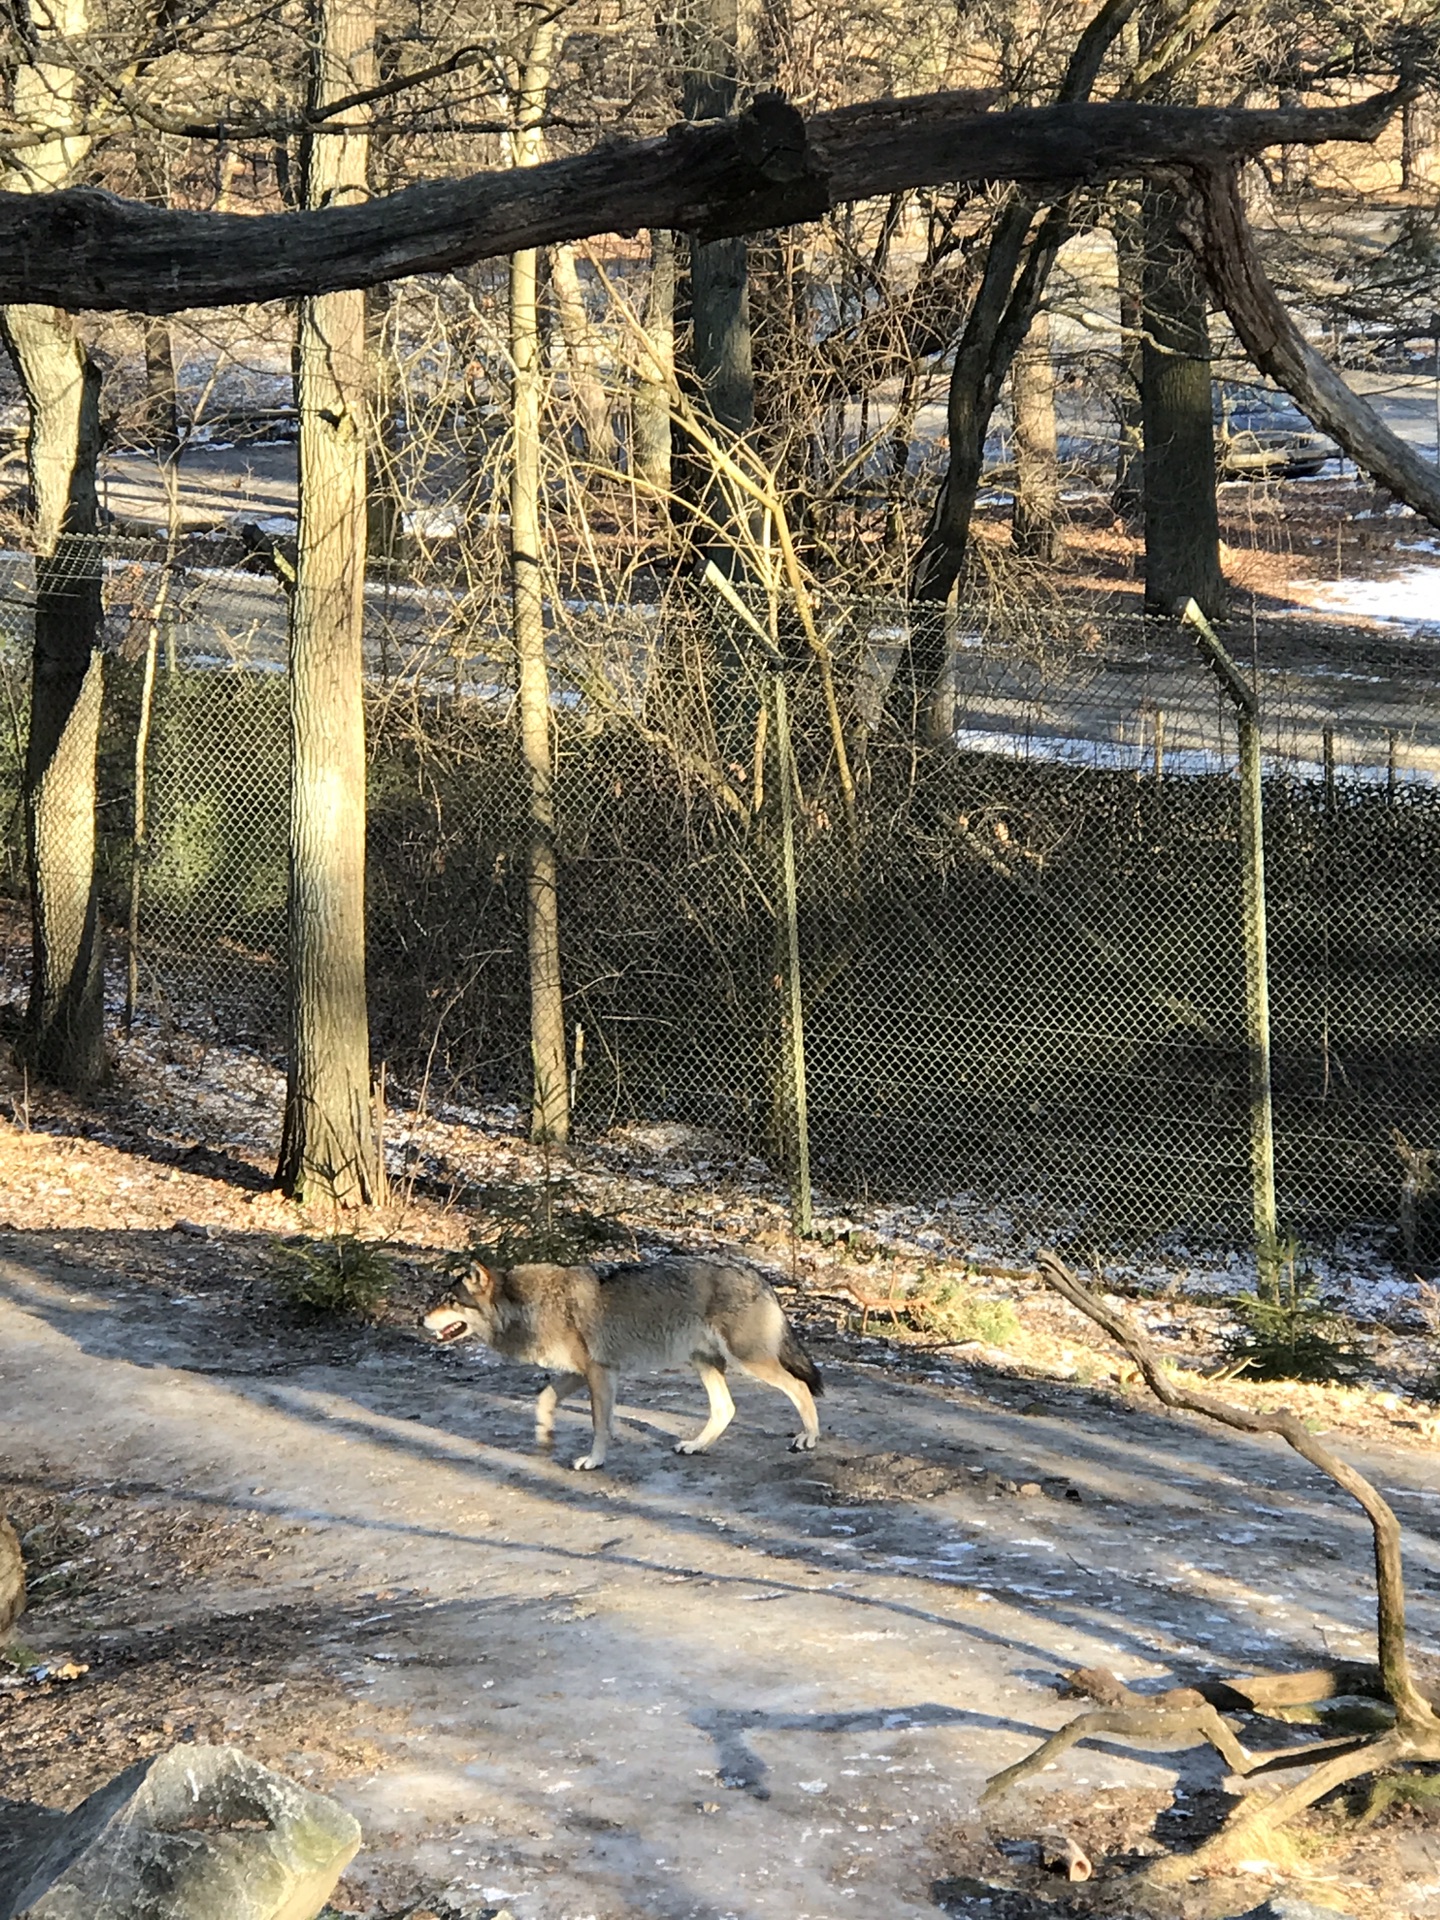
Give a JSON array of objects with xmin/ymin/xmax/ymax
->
[{"xmin": 981, "ymin": 1251, "xmax": 1440, "ymax": 1884}]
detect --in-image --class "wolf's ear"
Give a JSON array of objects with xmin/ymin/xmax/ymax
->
[{"xmin": 464, "ymin": 1261, "xmax": 499, "ymax": 1302}]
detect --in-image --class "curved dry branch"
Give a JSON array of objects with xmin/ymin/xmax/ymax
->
[
  {"xmin": 1186, "ymin": 160, "xmax": 1440, "ymax": 529},
  {"xmin": 984, "ymin": 1253, "xmax": 1440, "ymax": 1885},
  {"xmin": 1034, "ymin": 1251, "xmax": 1436, "ymax": 1732},
  {"xmin": 0, "ymin": 88, "xmax": 1409, "ymax": 312}
]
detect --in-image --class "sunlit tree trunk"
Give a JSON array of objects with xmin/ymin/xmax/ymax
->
[
  {"xmin": 675, "ymin": 0, "xmax": 755, "ymax": 568},
  {"xmin": 509, "ymin": 11, "xmax": 569, "ymax": 1145},
  {"xmin": 550, "ymin": 243, "xmax": 612, "ymax": 460},
  {"xmin": 633, "ymin": 229, "xmax": 675, "ymax": 497},
  {"xmin": 276, "ymin": 0, "xmax": 383, "ymax": 1203},
  {"xmin": 3, "ymin": 0, "xmax": 106, "ymax": 1090},
  {"xmin": 1112, "ymin": 193, "xmax": 1145, "ymax": 514},
  {"xmin": 1011, "ymin": 307, "xmax": 1062, "ymax": 561}
]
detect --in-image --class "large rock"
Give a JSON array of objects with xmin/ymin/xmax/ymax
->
[
  {"xmin": 0, "ymin": 1745, "xmax": 360, "ymax": 1920},
  {"xmin": 0, "ymin": 1517, "xmax": 23, "ymax": 1637}
]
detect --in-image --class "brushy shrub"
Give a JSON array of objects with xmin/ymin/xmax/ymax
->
[
  {"xmin": 272, "ymin": 1234, "xmax": 395, "ymax": 1318},
  {"xmin": 1224, "ymin": 1238, "xmax": 1366, "ymax": 1383},
  {"xmin": 463, "ymin": 1174, "xmax": 633, "ymax": 1269},
  {"xmin": 902, "ymin": 1274, "xmax": 1021, "ymax": 1348}
]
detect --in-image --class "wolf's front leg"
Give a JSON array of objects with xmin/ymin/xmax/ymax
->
[
  {"xmin": 536, "ymin": 1370, "xmax": 586, "ymax": 1448},
  {"xmin": 572, "ymin": 1362, "xmax": 616, "ymax": 1469}
]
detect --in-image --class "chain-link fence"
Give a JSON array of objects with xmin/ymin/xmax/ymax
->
[{"xmin": 3, "ymin": 534, "xmax": 1439, "ymax": 1261}]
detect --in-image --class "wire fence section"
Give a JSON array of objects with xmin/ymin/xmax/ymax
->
[{"xmin": 2, "ymin": 534, "xmax": 1440, "ymax": 1262}]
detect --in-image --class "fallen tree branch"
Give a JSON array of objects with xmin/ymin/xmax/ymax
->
[
  {"xmin": 0, "ymin": 88, "xmax": 1409, "ymax": 312},
  {"xmin": 981, "ymin": 1251, "xmax": 1440, "ymax": 1885},
  {"xmin": 1035, "ymin": 1251, "xmax": 1436, "ymax": 1731},
  {"xmin": 982, "ymin": 1698, "xmax": 1251, "ymax": 1807},
  {"xmin": 1187, "ymin": 159, "xmax": 1440, "ymax": 529}
]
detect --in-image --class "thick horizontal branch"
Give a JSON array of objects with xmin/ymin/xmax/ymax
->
[{"xmin": 0, "ymin": 85, "xmax": 1407, "ymax": 312}]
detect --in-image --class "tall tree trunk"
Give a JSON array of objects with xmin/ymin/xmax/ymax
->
[
  {"xmin": 509, "ymin": 13, "xmax": 569, "ymax": 1146},
  {"xmin": 137, "ymin": 142, "xmax": 180, "ymax": 455},
  {"xmin": 675, "ymin": 0, "xmax": 755, "ymax": 566},
  {"xmin": 3, "ymin": 0, "xmax": 106, "ymax": 1090},
  {"xmin": 900, "ymin": 0, "xmax": 1141, "ymax": 730},
  {"xmin": 7, "ymin": 310, "xmax": 106, "ymax": 1090},
  {"xmin": 276, "ymin": 0, "xmax": 383, "ymax": 1204},
  {"xmin": 1112, "ymin": 192, "xmax": 1145, "ymax": 513},
  {"xmin": 633, "ymin": 228, "xmax": 675, "ymax": 496},
  {"xmin": 1011, "ymin": 307, "xmax": 1063, "ymax": 560},
  {"xmin": 1402, "ymin": 93, "xmax": 1435, "ymax": 191},
  {"xmin": 1141, "ymin": 183, "xmax": 1227, "ymax": 617},
  {"xmin": 365, "ymin": 283, "xmax": 405, "ymax": 574},
  {"xmin": 549, "ymin": 243, "xmax": 612, "ymax": 459}
]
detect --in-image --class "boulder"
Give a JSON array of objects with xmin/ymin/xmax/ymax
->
[
  {"xmin": 0, "ymin": 1745, "xmax": 360, "ymax": 1920},
  {"xmin": 0, "ymin": 1517, "xmax": 23, "ymax": 1636}
]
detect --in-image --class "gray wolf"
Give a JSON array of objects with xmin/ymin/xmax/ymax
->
[{"xmin": 423, "ymin": 1255, "xmax": 823, "ymax": 1470}]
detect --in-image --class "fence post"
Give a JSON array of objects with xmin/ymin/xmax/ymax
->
[
  {"xmin": 771, "ymin": 668, "xmax": 813, "ymax": 1236},
  {"xmin": 1183, "ymin": 599, "xmax": 1279, "ymax": 1297},
  {"xmin": 698, "ymin": 558, "xmax": 813, "ymax": 1234}
]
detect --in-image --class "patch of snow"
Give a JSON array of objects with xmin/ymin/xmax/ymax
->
[{"xmin": 1307, "ymin": 562, "xmax": 1440, "ymax": 628}]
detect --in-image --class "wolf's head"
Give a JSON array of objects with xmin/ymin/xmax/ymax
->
[{"xmin": 422, "ymin": 1264, "xmax": 501, "ymax": 1345}]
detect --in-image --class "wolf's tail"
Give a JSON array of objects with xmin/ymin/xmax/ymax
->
[{"xmin": 779, "ymin": 1324, "xmax": 824, "ymax": 1397}]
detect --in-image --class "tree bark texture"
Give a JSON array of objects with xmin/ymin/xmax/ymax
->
[
  {"xmin": 2, "ymin": 90, "xmax": 1409, "ymax": 314},
  {"xmin": 1142, "ymin": 184, "xmax": 1227, "ymax": 616},
  {"xmin": 549, "ymin": 243, "xmax": 612, "ymax": 458},
  {"xmin": 680, "ymin": 0, "xmax": 755, "ymax": 440},
  {"xmin": 633, "ymin": 229, "xmax": 676, "ymax": 495},
  {"xmin": 1187, "ymin": 160, "xmax": 1440, "ymax": 531},
  {"xmin": 1111, "ymin": 193, "xmax": 1145, "ymax": 512},
  {"xmin": 4, "ymin": 0, "xmax": 107, "ymax": 1091},
  {"xmin": 510, "ymin": 15, "xmax": 569, "ymax": 1147},
  {"xmin": 365, "ymin": 283, "xmax": 406, "ymax": 571},
  {"xmin": 1011, "ymin": 307, "xmax": 1063, "ymax": 560},
  {"xmin": 8, "ymin": 310, "xmax": 107, "ymax": 1091},
  {"xmin": 276, "ymin": 0, "xmax": 383, "ymax": 1205}
]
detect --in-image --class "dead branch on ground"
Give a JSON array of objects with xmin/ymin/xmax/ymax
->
[{"xmin": 983, "ymin": 1250, "xmax": 1440, "ymax": 1885}]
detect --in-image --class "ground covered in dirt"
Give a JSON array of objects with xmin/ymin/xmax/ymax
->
[{"xmin": 3, "ymin": 1067, "xmax": 1440, "ymax": 1917}]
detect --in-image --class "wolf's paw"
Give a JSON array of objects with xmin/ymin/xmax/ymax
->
[
  {"xmin": 571, "ymin": 1452, "xmax": 606, "ymax": 1471},
  {"xmin": 674, "ymin": 1438, "xmax": 711, "ymax": 1455},
  {"xmin": 789, "ymin": 1433, "xmax": 819, "ymax": 1452}
]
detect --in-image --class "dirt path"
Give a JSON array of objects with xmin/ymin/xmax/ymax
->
[{"xmin": 4, "ymin": 1235, "xmax": 1440, "ymax": 1918}]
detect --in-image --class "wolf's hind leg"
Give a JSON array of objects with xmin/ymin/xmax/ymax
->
[
  {"xmin": 572, "ymin": 1362, "xmax": 615, "ymax": 1470},
  {"xmin": 536, "ymin": 1371, "xmax": 586, "ymax": 1448},
  {"xmin": 676, "ymin": 1359, "xmax": 736, "ymax": 1454},
  {"xmin": 739, "ymin": 1355, "xmax": 821, "ymax": 1451}
]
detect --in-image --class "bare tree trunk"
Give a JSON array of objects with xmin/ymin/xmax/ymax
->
[
  {"xmin": 1111, "ymin": 192, "xmax": 1145, "ymax": 513},
  {"xmin": 276, "ymin": 0, "xmax": 383, "ymax": 1204},
  {"xmin": 1011, "ymin": 307, "xmax": 1063, "ymax": 560},
  {"xmin": 7, "ymin": 310, "xmax": 106, "ymax": 1090},
  {"xmin": 898, "ymin": 0, "xmax": 1143, "ymax": 736},
  {"xmin": 1402, "ymin": 93, "xmax": 1436, "ymax": 191},
  {"xmin": 136, "ymin": 143, "xmax": 180, "ymax": 455},
  {"xmin": 633, "ymin": 229, "xmax": 675, "ymax": 496},
  {"xmin": 3, "ymin": 0, "xmax": 106, "ymax": 1091},
  {"xmin": 365, "ymin": 283, "xmax": 406, "ymax": 573},
  {"xmin": 1142, "ymin": 183, "xmax": 1227, "ymax": 617},
  {"xmin": 549, "ymin": 243, "xmax": 612, "ymax": 460},
  {"xmin": 675, "ymin": 0, "xmax": 755, "ymax": 567},
  {"xmin": 509, "ymin": 14, "xmax": 569, "ymax": 1146}
]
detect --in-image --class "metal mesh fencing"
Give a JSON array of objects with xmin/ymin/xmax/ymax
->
[{"xmin": 2, "ymin": 533, "xmax": 1439, "ymax": 1263}]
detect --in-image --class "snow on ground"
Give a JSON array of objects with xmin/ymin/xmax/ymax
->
[{"xmin": 1306, "ymin": 560, "xmax": 1440, "ymax": 628}]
